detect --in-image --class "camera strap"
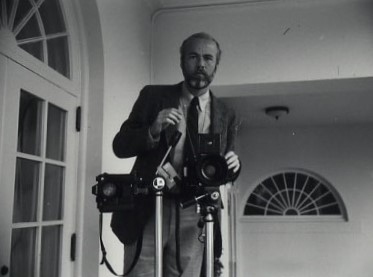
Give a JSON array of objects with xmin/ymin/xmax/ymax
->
[
  {"xmin": 175, "ymin": 199, "xmax": 183, "ymax": 274},
  {"xmin": 99, "ymin": 213, "xmax": 143, "ymax": 276}
]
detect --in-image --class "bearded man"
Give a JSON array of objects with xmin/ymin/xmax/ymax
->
[{"xmin": 111, "ymin": 32, "xmax": 240, "ymax": 277}]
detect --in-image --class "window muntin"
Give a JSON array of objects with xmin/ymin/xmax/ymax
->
[
  {"xmin": 244, "ymin": 170, "xmax": 348, "ymax": 220},
  {"xmin": 0, "ymin": 0, "xmax": 70, "ymax": 78}
]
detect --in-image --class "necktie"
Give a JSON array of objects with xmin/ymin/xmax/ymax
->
[{"xmin": 185, "ymin": 97, "xmax": 199, "ymax": 162}]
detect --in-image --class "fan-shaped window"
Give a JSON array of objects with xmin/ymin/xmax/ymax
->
[
  {"xmin": 0, "ymin": 0, "xmax": 70, "ymax": 78},
  {"xmin": 244, "ymin": 170, "xmax": 348, "ymax": 221}
]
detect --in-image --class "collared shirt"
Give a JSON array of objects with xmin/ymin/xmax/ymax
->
[
  {"xmin": 147, "ymin": 83, "xmax": 212, "ymax": 178},
  {"xmin": 170, "ymin": 83, "xmax": 211, "ymax": 175}
]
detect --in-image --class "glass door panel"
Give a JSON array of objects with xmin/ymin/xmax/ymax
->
[
  {"xmin": 13, "ymin": 158, "xmax": 40, "ymax": 223},
  {"xmin": 10, "ymin": 89, "xmax": 69, "ymax": 277},
  {"xmin": 43, "ymin": 164, "xmax": 64, "ymax": 221},
  {"xmin": 40, "ymin": 226, "xmax": 62, "ymax": 277},
  {"xmin": 17, "ymin": 90, "xmax": 43, "ymax": 156},
  {"xmin": 46, "ymin": 103, "xmax": 66, "ymax": 161},
  {"xmin": 1, "ymin": 60, "xmax": 77, "ymax": 277},
  {"xmin": 11, "ymin": 88, "xmax": 67, "ymax": 277},
  {"xmin": 10, "ymin": 227, "xmax": 37, "ymax": 277}
]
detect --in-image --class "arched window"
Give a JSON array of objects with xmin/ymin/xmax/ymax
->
[
  {"xmin": 0, "ymin": 0, "xmax": 70, "ymax": 77},
  {"xmin": 244, "ymin": 170, "xmax": 348, "ymax": 221}
]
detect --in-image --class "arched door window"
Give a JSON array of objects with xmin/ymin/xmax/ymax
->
[
  {"xmin": 244, "ymin": 170, "xmax": 348, "ymax": 221},
  {"xmin": 0, "ymin": 0, "xmax": 70, "ymax": 77}
]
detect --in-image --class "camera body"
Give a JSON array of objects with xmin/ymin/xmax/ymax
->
[
  {"xmin": 92, "ymin": 134, "xmax": 239, "ymax": 212},
  {"xmin": 185, "ymin": 134, "xmax": 236, "ymax": 187},
  {"xmin": 92, "ymin": 173, "xmax": 148, "ymax": 213}
]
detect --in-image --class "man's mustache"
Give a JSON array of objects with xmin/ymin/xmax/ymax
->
[{"xmin": 193, "ymin": 70, "xmax": 208, "ymax": 78}]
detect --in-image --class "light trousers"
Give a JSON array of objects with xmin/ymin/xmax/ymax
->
[{"xmin": 125, "ymin": 198, "xmax": 205, "ymax": 277}]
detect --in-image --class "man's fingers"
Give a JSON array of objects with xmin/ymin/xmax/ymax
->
[
  {"xmin": 170, "ymin": 108, "xmax": 183, "ymax": 117},
  {"xmin": 163, "ymin": 109, "xmax": 182, "ymax": 120},
  {"xmin": 228, "ymin": 160, "xmax": 240, "ymax": 172},
  {"xmin": 225, "ymin": 151, "xmax": 240, "ymax": 173},
  {"xmin": 225, "ymin": 151, "xmax": 237, "ymax": 160},
  {"xmin": 168, "ymin": 109, "xmax": 183, "ymax": 123},
  {"xmin": 157, "ymin": 108, "xmax": 182, "ymax": 127}
]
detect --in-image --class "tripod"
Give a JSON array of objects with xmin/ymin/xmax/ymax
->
[
  {"xmin": 180, "ymin": 190, "xmax": 221, "ymax": 277},
  {"xmin": 152, "ymin": 177, "xmax": 166, "ymax": 277},
  {"xmin": 153, "ymin": 176, "xmax": 220, "ymax": 277},
  {"xmin": 201, "ymin": 199, "xmax": 219, "ymax": 277}
]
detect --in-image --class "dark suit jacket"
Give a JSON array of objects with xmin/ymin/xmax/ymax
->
[{"xmin": 111, "ymin": 82, "xmax": 239, "ymax": 244}]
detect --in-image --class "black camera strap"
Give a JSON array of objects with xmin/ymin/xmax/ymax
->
[
  {"xmin": 175, "ymin": 199, "xmax": 183, "ymax": 274},
  {"xmin": 99, "ymin": 213, "xmax": 143, "ymax": 276}
]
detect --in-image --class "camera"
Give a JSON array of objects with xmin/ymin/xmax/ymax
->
[
  {"xmin": 185, "ymin": 134, "xmax": 238, "ymax": 187},
  {"xmin": 92, "ymin": 173, "xmax": 148, "ymax": 213}
]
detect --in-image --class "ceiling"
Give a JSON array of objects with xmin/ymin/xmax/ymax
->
[{"xmin": 216, "ymin": 77, "xmax": 373, "ymax": 128}]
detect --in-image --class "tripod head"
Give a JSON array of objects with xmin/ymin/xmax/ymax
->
[{"xmin": 180, "ymin": 187, "xmax": 221, "ymax": 215}]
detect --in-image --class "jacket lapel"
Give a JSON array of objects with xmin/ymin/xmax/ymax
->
[
  {"xmin": 211, "ymin": 93, "xmax": 226, "ymax": 135},
  {"xmin": 211, "ymin": 92, "xmax": 229, "ymax": 154}
]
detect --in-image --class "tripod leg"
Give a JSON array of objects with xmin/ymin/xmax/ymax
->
[
  {"xmin": 155, "ymin": 191, "xmax": 163, "ymax": 277},
  {"xmin": 205, "ymin": 213, "xmax": 214, "ymax": 277},
  {"xmin": 153, "ymin": 176, "xmax": 166, "ymax": 277}
]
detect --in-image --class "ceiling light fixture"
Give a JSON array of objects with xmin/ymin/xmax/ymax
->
[{"xmin": 265, "ymin": 106, "xmax": 289, "ymax": 120}]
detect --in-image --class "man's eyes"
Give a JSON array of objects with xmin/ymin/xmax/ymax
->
[{"xmin": 187, "ymin": 55, "xmax": 214, "ymax": 62}]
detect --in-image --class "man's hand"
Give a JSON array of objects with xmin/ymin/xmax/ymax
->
[
  {"xmin": 150, "ymin": 108, "xmax": 183, "ymax": 138},
  {"xmin": 225, "ymin": 151, "xmax": 240, "ymax": 173}
]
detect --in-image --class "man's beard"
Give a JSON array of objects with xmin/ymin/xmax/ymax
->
[{"xmin": 183, "ymin": 69, "xmax": 215, "ymax": 90}]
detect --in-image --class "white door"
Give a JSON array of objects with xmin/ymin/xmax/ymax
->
[{"xmin": 0, "ymin": 59, "xmax": 78, "ymax": 277}]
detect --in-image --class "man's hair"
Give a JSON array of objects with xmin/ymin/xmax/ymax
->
[{"xmin": 180, "ymin": 32, "xmax": 222, "ymax": 65}]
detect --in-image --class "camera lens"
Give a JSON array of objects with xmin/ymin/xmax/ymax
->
[
  {"xmin": 101, "ymin": 182, "xmax": 117, "ymax": 198},
  {"xmin": 201, "ymin": 159, "xmax": 224, "ymax": 182},
  {"xmin": 196, "ymin": 154, "xmax": 228, "ymax": 186},
  {"xmin": 203, "ymin": 164, "xmax": 217, "ymax": 178}
]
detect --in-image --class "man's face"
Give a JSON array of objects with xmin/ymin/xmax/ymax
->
[{"xmin": 181, "ymin": 38, "xmax": 219, "ymax": 91}]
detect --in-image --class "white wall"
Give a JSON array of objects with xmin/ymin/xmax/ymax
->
[
  {"xmin": 235, "ymin": 124, "xmax": 373, "ymax": 277},
  {"xmin": 98, "ymin": 0, "xmax": 153, "ymax": 174},
  {"xmin": 96, "ymin": 0, "xmax": 154, "ymax": 276},
  {"xmin": 151, "ymin": 0, "xmax": 373, "ymax": 87}
]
